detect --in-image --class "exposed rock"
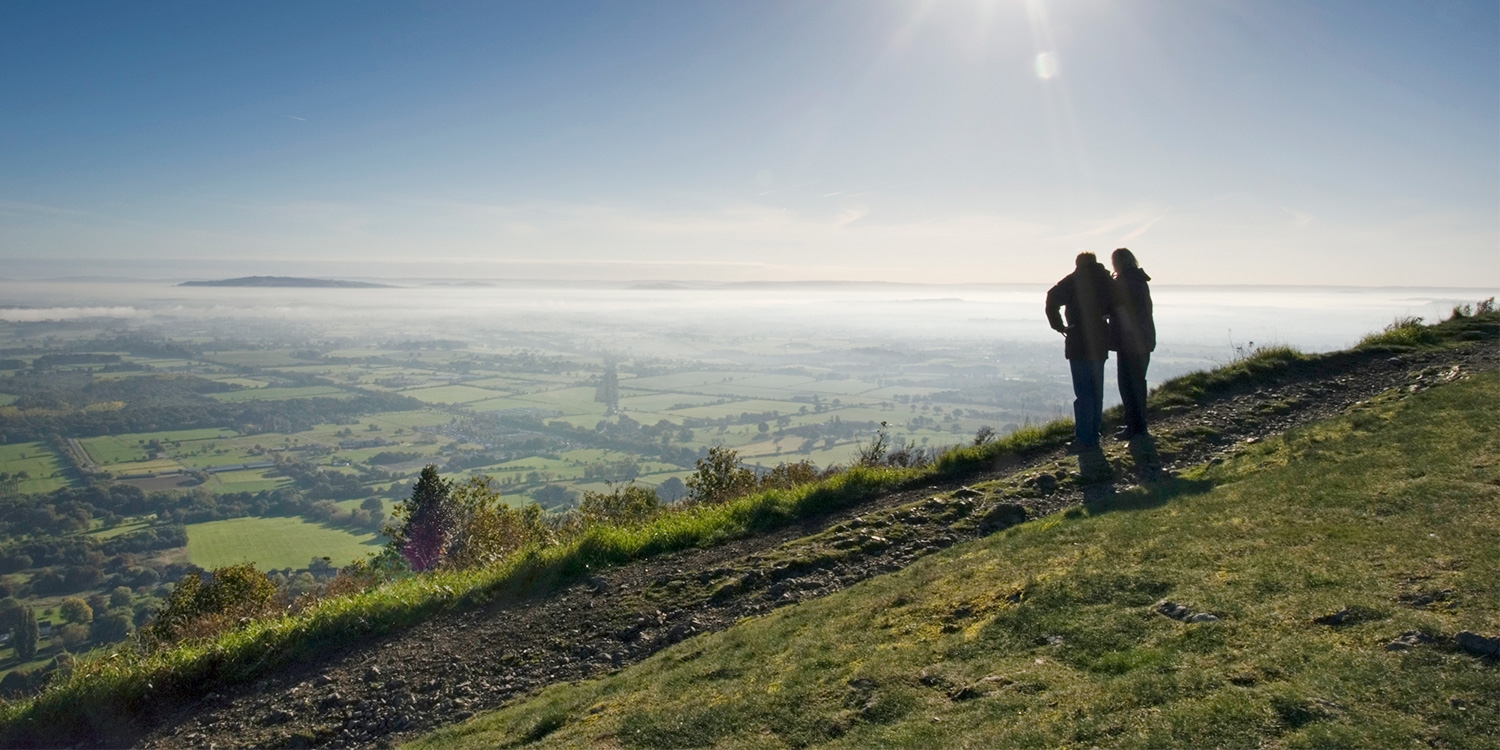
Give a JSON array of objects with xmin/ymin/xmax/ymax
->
[
  {"xmin": 974, "ymin": 503, "xmax": 1028, "ymax": 533},
  {"xmin": 1397, "ymin": 589, "xmax": 1452, "ymax": 608},
  {"xmin": 1155, "ymin": 600, "xmax": 1191, "ymax": 621},
  {"xmin": 1314, "ymin": 608, "xmax": 1350, "ymax": 627},
  {"xmin": 1455, "ymin": 631, "xmax": 1500, "ymax": 657},
  {"xmin": 1384, "ymin": 630, "xmax": 1437, "ymax": 651},
  {"xmin": 1157, "ymin": 600, "xmax": 1219, "ymax": 623}
]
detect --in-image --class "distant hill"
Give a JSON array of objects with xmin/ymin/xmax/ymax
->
[{"xmin": 178, "ymin": 276, "xmax": 393, "ymax": 288}]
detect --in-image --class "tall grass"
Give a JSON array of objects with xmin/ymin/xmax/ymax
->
[{"xmin": 1357, "ymin": 316, "xmax": 1440, "ymax": 349}]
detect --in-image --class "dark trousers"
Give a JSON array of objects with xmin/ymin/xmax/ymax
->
[
  {"xmin": 1117, "ymin": 351, "xmax": 1151, "ymax": 435},
  {"xmin": 1069, "ymin": 359, "xmax": 1106, "ymax": 446}
]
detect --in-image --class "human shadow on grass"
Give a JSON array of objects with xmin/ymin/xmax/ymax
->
[{"xmin": 1081, "ymin": 474, "xmax": 1214, "ymax": 516}]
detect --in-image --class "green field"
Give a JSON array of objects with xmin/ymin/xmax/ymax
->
[
  {"xmin": 401, "ymin": 384, "xmax": 504, "ymax": 404},
  {"xmin": 79, "ymin": 429, "xmax": 238, "ymax": 466},
  {"xmin": 201, "ymin": 350, "xmax": 308, "ymax": 367},
  {"xmin": 0, "ymin": 442, "xmax": 69, "ymax": 494},
  {"xmin": 211, "ymin": 386, "xmax": 350, "ymax": 402},
  {"xmin": 413, "ymin": 371, "xmax": 1500, "ymax": 750},
  {"xmin": 185, "ymin": 515, "xmax": 382, "ymax": 570},
  {"xmin": 670, "ymin": 399, "xmax": 803, "ymax": 420},
  {"xmin": 616, "ymin": 391, "xmax": 719, "ymax": 412},
  {"xmin": 205, "ymin": 469, "xmax": 292, "ymax": 493}
]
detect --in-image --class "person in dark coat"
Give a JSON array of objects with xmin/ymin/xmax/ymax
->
[
  {"xmin": 1109, "ymin": 247, "xmax": 1155, "ymax": 438},
  {"xmin": 1045, "ymin": 251, "xmax": 1115, "ymax": 448}
]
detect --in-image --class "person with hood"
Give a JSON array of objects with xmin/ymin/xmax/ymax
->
[
  {"xmin": 1109, "ymin": 247, "xmax": 1156, "ymax": 438},
  {"xmin": 1045, "ymin": 251, "xmax": 1115, "ymax": 449}
]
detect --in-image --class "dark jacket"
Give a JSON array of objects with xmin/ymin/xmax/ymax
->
[
  {"xmin": 1045, "ymin": 260, "xmax": 1114, "ymax": 360},
  {"xmin": 1110, "ymin": 267, "xmax": 1156, "ymax": 353}
]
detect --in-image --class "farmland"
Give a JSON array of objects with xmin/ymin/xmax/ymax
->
[
  {"xmin": 0, "ymin": 284, "xmax": 1188, "ymax": 687},
  {"xmin": 184, "ymin": 516, "xmax": 382, "ymax": 570}
]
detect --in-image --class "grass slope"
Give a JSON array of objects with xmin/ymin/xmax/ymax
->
[{"xmin": 414, "ymin": 372, "xmax": 1500, "ymax": 750}]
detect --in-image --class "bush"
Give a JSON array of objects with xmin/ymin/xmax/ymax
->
[
  {"xmin": 578, "ymin": 484, "xmax": 660, "ymax": 527},
  {"xmin": 855, "ymin": 422, "xmax": 934, "ymax": 469},
  {"xmin": 442, "ymin": 477, "xmax": 553, "ymax": 571},
  {"xmin": 686, "ymin": 447, "xmax": 756, "ymax": 504},
  {"xmin": 1358, "ymin": 316, "xmax": 1439, "ymax": 349},
  {"xmin": 144, "ymin": 563, "xmax": 278, "ymax": 647}
]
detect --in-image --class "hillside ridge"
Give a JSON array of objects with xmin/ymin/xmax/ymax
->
[{"xmin": 122, "ymin": 340, "xmax": 1499, "ymax": 749}]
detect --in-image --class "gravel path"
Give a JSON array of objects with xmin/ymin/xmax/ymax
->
[{"xmin": 108, "ymin": 342, "xmax": 1496, "ymax": 749}]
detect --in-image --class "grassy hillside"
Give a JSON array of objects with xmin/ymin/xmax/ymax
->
[{"xmin": 413, "ymin": 371, "xmax": 1500, "ymax": 749}]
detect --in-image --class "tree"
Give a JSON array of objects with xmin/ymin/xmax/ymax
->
[
  {"xmin": 58, "ymin": 623, "xmax": 89, "ymax": 650},
  {"xmin": 388, "ymin": 465, "xmax": 455, "ymax": 572},
  {"xmin": 530, "ymin": 484, "xmax": 575, "ymax": 508},
  {"xmin": 109, "ymin": 586, "xmax": 133, "ymax": 609},
  {"xmin": 59, "ymin": 597, "xmax": 92, "ymax": 625},
  {"xmin": 656, "ymin": 476, "xmax": 687, "ymax": 503},
  {"xmin": 14, "ymin": 606, "xmax": 38, "ymax": 661},
  {"xmin": 89, "ymin": 611, "xmax": 132, "ymax": 644}
]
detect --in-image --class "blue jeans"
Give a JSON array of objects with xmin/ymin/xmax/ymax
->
[
  {"xmin": 1117, "ymin": 352, "xmax": 1151, "ymax": 435},
  {"xmin": 1070, "ymin": 359, "xmax": 1106, "ymax": 446}
]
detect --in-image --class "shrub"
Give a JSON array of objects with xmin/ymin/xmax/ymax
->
[
  {"xmin": 855, "ymin": 422, "xmax": 934, "ymax": 469},
  {"xmin": 1358, "ymin": 316, "xmax": 1439, "ymax": 349},
  {"xmin": 144, "ymin": 563, "xmax": 278, "ymax": 647},
  {"xmin": 578, "ymin": 484, "xmax": 660, "ymax": 527},
  {"xmin": 442, "ymin": 477, "xmax": 553, "ymax": 570},
  {"xmin": 686, "ymin": 447, "xmax": 757, "ymax": 504},
  {"xmin": 758, "ymin": 461, "xmax": 830, "ymax": 490}
]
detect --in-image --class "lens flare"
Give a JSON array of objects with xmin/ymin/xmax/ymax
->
[{"xmin": 1034, "ymin": 52, "xmax": 1057, "ymax": 79}]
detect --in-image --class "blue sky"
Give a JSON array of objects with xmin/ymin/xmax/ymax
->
[{"xmin": 1, "ymin": 0, "xmax": 1495, "ymax": 285}]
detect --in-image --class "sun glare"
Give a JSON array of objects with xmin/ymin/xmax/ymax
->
[{"xmin": 1034, "ymin": 51, "xmax": 1058, "ymax": 79}]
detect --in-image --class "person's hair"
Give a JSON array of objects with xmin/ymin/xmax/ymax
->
[
  {"xmin": 1075, "ymin": 251, "xmax": 1098, "ymax": 267},
  {"xmin": 1111, "ymin": 247, "xmax": 1138, "ymax": 270}
]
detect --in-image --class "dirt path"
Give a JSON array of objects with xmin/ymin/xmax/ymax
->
[{"xmin": 127, "ymin": 343, "xmax": 1497, "ymax": 750}]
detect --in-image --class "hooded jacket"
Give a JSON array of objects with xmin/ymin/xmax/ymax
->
[
  {"xmin": 1045, "ymin": 260, "xmax": 1115, "ymax": 360},
  {"xmin": 1110, "ymin": 267, "xmax": 1156, "ymax": 353}
]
